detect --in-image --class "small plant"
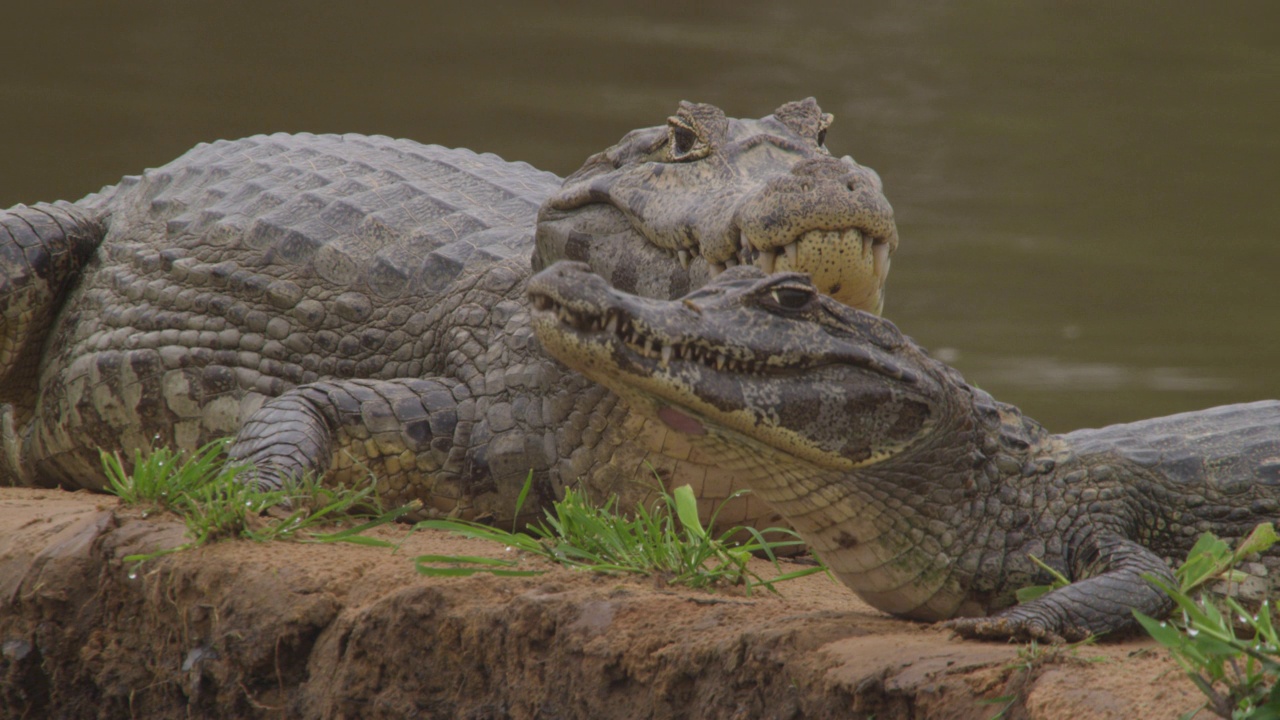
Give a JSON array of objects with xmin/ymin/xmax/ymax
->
[
  {"xmin": 415, "ymin": 476, "xmax": 825, "ymax": 594},
  {"xmin": 103, "ymin": 440, "xmax": 415, "ymax": 565},
  {"xmin": 1133, "ymin": 523, "xmax": 1280, "ymax": 719}
]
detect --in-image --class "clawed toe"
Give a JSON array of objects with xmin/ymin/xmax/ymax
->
[{"xmin": 943, "ymin": 615, "xmax": 1065, "ymax": 644}]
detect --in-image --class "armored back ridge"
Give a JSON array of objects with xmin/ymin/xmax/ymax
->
[
  {"xmin": 530, "ymin": 261, "xmax": 1280, "ymax": 641},
  {"xmin": 0, "ymin": 99, "xmax": 898, "ymax": 531}
]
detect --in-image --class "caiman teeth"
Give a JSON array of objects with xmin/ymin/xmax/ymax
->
[
  {"xmin": 736, "ymin": 236, "xmax": 800, "ymax": 275},
  {"xmin": 873, "ymin": 240, "xmax": 890, "ymax": 287},
  {"xmin": 740, "ymin": 227, "xmax": 884, "ymax": 283},
  {"xmin": 537, "ymin": 294, "xmax": 769, "ymax": 374},
  {"xmin": 677, "ymin": 249, "xmax": 691, "ymax": 269}
]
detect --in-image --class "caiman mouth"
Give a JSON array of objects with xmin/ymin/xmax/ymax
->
[
  {"xmin": 705, "ymin": 227, "xmax": 891, "ymax": 314},
  {"xmin": 541, "ymin": 191, "xmax": 892, "ymax": 314},
  {"xmin": 530, "ymin": 288, "xmax": 783, "ymax": 439},
  {"xmin": 709, "ymin": 227, "xmax": 885, "ymax": 276},
  {"xmin": 529, "ymin": 274, "xmax": 916, "ymax": 385},
  {"xmin": 529, "ymin": 292, "xmax": 779, "ymax": 375},
  {"xmin": 530, "ymin": 263, "xmax": 927, "ymax": 469}
]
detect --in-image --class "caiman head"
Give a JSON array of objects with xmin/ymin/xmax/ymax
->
[
  {"xmin": 528, "ymin": 261, "xmax": 969, "ymax": 475},
  {"xmin": 530, "ymin": 262, "xmax": 1029, "ymax": 623},
  {"xmin": 533, "ymin": 98, "xmax": 898, "ymax": 314}
]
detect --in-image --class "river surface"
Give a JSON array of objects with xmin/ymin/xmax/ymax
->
[{"xmin": 3, "ymin": 1, "xmax": 1277, "ymax": 433}]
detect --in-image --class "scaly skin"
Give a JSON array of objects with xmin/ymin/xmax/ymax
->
[
  {"xmin": 529, "ymin": 261, "xmax": 1280, "ymax": 641},
  {"xmin": 0, "ymin": 99, "xmax": 896, "ymax": 529}
]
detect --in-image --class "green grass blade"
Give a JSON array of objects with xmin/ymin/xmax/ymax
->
[
  {"xmin": 1026, "ymin": 553, "xmax": 1071, "ymax": 589},
  {"xmin": 747, "ymin": 564, "xmax": 827, "ymax": 590},
  {"xmin": 413, "ymin": 553, "xmax": 545, "ymax": 578},
  {"xmin": 1016, "ymin": 585, "xmax": 1056, "ymax": 603},
  {"xmin": 310, "ymin": 504, "xmax": 418, "ymax": 542},
  {"xmin": 413, "ymin": 519, "xmax": 542, "ymax": 553},
  {"xmin": 414, "ymin": 554, "xmax": 522, "ymax": 566},
  {"xmin": 318, "ymin": 535, "xmax": 396, "ymax": 548},
  {"xmin": 415, "ymin": 566, "xmax": 545, "ymax": 578},
  {"xmin": 673, "ymin": 484, "xmax": 707, "ymax": 541},
  {"xmin": 1233, "ymin": 522, "xmax": 1278, "ymax": 560},
  {"xmin": 511, "ymin": 470, "xmax": 535, "ymax": 531}
]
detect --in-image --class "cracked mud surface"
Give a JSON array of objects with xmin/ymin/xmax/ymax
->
[{"xmin": 0, "ymin": 488, "xmax": 1207, "ymax": 719}]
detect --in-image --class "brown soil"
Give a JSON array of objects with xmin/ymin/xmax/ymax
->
[{"xmin": 0, "ymin": 487, "xmax": 1210, "ymax": 719}]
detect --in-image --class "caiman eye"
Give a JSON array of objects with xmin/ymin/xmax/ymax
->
[
  {"xmin": 769, "ymin": 283, "xmax": 816, "ymax": 309},
  {"xmin": 673, "ymin": 125, "xmax": 696, "ymax": 155},
  {"xmin": 667, "ymin": 118, "xmax": 709, "ymax": 161}
]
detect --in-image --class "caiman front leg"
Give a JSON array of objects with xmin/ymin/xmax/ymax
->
[
  {"xmin": 946, "ymin": 533, "xmax": 1177, "ymax": 642},
  {"xmin": 227, "ymin": 377, "xmax": 486, "ymax": 519}
]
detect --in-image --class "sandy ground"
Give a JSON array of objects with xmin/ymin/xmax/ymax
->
[{"xmin": 0, "ymin": 487, "xmax": 1212, "ymax": 719}]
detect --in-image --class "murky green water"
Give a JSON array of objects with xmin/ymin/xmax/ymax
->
[{"xmin": 3, "ymin": 1, "xmax": 1277, "ymax": 432}]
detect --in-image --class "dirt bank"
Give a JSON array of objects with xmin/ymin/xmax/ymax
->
[{"xmin": 0, "ymin": 487, "xmax": 1206, "ymax": 719}]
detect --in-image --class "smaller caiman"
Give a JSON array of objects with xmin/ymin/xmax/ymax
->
[{"xmin": 529, "ymin": 261, "xmax": 1280, "ymax": 641}]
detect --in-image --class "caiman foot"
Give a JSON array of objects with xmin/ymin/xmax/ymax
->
[
  {"xmin": 943, "ymin": 613, "xmax": 1089, "ymax": 644},
  {"xmin": 946, "ymin": 535, "xmax": 1178, "ymax": 643}
]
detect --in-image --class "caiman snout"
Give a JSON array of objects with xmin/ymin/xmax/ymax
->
[
  {"xmin": 732, "ymin": 156, "xmax": 898, "ymax": 314},
  {"xmin": 789, "ymin": 156, "xmax": 882, "ymax": 188}
]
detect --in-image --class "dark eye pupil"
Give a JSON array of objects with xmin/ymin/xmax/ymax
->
[
  {"xmin": 673, "ymin": 126, "xmax": 696, "ymax": 156},
  {"xmin": 772, "ymin": 287, "xmax": 812, "ymax": 308}
]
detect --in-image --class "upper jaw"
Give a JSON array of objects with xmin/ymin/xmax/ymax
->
[
  {"xmin": 527, "ymin": 263, "xmax": 913, "ymax": 383},
  {"xmin": 528, "ymin": 264, "xmax": 809, "ymax": 376},
  {"xmin": 528, "ymin": 275, "xmax": 779, "ymax": 374}
]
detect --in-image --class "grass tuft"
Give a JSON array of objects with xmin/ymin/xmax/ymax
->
[
  {"xmin": 102, "ymin": 440, "xmax": 415, "ymax": 565},
  {"xmin": 414, "ymin": 474, "xmax": 826, "ymax": 594}
]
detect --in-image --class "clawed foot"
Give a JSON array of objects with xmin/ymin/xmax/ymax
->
[{"xmin": 943, "ymin": 614, "xmax": 1088, "ymax": 644}]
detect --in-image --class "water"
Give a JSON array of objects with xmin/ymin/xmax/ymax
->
[{"xmin": 3, "ymin": 1, "xmax": 1277, "ymax": 433}]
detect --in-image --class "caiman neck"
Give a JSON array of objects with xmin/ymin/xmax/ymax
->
[
  {"xmin": 968, "ymin": 385, "xmax": 1061, "ymax": 485},
  {"xmin": 780, "ymin": 379, "xmax": 1059, "ymax": 621}
]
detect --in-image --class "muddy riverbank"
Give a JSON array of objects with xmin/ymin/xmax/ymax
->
[{"xmin": 0, "ymin": 488, "xmax": 1205, "ymax": 719}]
